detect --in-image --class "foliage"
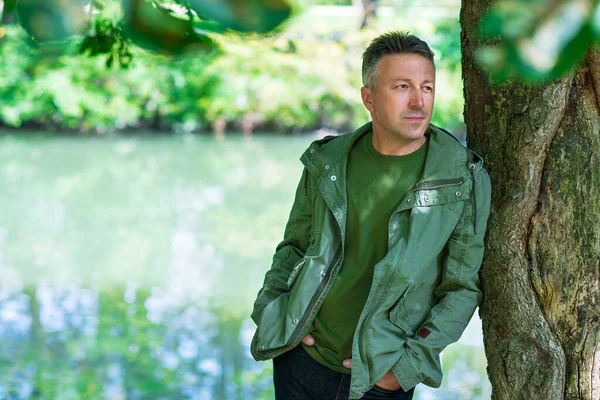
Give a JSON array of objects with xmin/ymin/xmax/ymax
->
[
  {"xmin": 2, "ymin": 0, "xmax": 292, "ymax": 55},
  {"xmin": 302, "ymin": 0, "xmax": 351, "ymax": 4},
  {"xmin": 0, "ymin": 25, "xmax": 209, "ymax": 132},
  {"xmin": 0, "ymin": 23, "xmax": 465, "ymax": 133},
  {"xmin": 477, "ymin": 0, "xmax": 600, "ymax": 82},
  {"xmin": 0, "ymin": 1, "xmax": 466, "ymax": 133},
  {"xmin": 198, "ymin": 32, "xmax": 369, "ymax": 131}
]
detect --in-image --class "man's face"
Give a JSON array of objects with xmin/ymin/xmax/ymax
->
[{"xmin": 361, "ymin": 53, "xmax": 435, "ymax": 146}]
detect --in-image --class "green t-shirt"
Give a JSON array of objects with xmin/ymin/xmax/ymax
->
[{"xmin": 303, "ymin": 130, "xmax": 428, "ymax": 373}]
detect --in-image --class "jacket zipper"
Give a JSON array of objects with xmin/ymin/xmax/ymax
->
[
  {"xmin": 261, "ymin": 242, "xmax": 343, "ymax": 359},
  {"xmin": 288, "ymin": 243, "xmax": 343, "ymax": 344},
  {"xmin": 407, "ymin": 178, "xmax": 464, "ymax": 194},
  {"xmin": 262, "ymin": 180, "xmax": 465, "ymax": 358}
]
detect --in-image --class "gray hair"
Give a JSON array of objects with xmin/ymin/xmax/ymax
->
[{"xmin": 362, "ymin": 31, "xmax": 435, "ymax": 90}]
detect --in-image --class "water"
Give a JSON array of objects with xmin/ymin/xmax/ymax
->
[{"xmin": 0, "ymin": 131, "xmax": 490, "ymax": 400}]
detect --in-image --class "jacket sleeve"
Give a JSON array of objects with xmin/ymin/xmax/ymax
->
[
  {"xmin": 391, "ymin": 167, "xmax": 492, "ymax": 391},
  {"xmin": 250, "ymin": 167, "xmax": 314, "ymax": 325}
]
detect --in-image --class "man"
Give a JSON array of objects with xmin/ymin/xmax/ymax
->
[{"xmin": 250, "ymin": 31, "xmax": 491, "ymax": 400}]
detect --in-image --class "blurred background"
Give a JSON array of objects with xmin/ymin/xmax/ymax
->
[{"xmin": 0, "ymin": 0, "xmax": 489, "ymax": 399}]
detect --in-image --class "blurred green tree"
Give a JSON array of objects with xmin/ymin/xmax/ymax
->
[{"xmin": 0, "ymin": 1, "xmax": 468, "ymax": 134}]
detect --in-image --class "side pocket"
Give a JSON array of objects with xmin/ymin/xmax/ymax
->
[
  {"xmin": 287, "ymin": 231, "xmax": 320, "ymax": 289},
  {"xmin": 251, "ymin": 292, "xmax": 291, "ymax": 360},
  {"xmin": 287, "ymin": 258, "xmax": 306, "ymax": 289},
  {"xmin": 389, "ymin": 282, "xmax": 414, "ymax": 336}
]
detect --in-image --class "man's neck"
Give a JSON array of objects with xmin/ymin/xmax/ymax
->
[{"xmin": 371, "ymin": 131, "xmax": 427, "ymax": 156}]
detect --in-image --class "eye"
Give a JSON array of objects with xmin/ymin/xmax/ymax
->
[
  {"xmin": 395, "ymin": 84, "xmax": 409, "ymax": 89},
  {"xmin": 423, "ymin": 86, "xmax": 433, "ymax": 93}
]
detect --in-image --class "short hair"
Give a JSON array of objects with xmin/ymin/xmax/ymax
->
[{"xmin": 362, "ymin": 31, "xmax": 435, "ymax": 89}]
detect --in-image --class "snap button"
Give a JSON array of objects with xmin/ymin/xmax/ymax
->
[
  {"xmin": 407, "ymin": 199, "xmax": 413, "ymax": 204},
  {"xmin": 330, "ymin": 175, "xmax": 337, "ymax": 181},
  {"xmin": 469, "ymin": 164, "xmax": 475, "ymax": 170},
  {"xmin": 325, "ymin": 165, "xmax": 330, "ymax": 170},
  {"xmin": 320, "ymin": 271, "xmax": 326, "ymax": 277},
  {"xmin": 259, "ymin": 345, "xmax": 265, "ymax": 350},
  {"xmin": 292, "ymin": 318, "xmax": 299, "ymax": 324},
  {"xmin": 456, "ymin": 191, "xmax": 461, "ymax": 197},
  {"xmin": 424, "ymin": 196, "xmax": 431, "ymax": 202},
  {"xmin": 310, "ymin": 149, "xmax": 315, "ymax": 154}
]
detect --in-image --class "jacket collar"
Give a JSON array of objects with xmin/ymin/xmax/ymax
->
[{"xmin": 300, "ymin": 121, "xmax": 482, "ymax": 184}]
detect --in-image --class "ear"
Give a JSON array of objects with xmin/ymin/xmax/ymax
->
[{"xmin": 361, "ymin": 86, "xmax": 375, "ymax": 113}]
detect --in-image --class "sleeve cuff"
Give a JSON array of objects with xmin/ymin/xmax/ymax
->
[{"xmin": 391, "ymin": 349, "xmax": 422, "ymax": 392}]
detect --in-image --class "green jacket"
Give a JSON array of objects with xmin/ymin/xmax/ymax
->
[{"xmin": 250, "ymin": 122, "xmax": 492, "ymax": 399}]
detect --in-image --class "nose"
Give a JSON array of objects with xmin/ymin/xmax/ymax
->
[{"xmin": 409, "ymin": 89, "xmax": 424, "ymax": 109}]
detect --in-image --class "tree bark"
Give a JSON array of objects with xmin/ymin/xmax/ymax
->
[{"xmin": 461, "ymin": 1, "xmax": 600, "ymax": 399}]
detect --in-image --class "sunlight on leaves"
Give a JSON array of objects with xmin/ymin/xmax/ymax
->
[{"xmin": 478, "ymin": 0, "xmax": 598, "ymax": 82}]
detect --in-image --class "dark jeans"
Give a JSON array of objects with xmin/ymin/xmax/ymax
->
[{"xmin": 273, "ymin": 345, "xmax": 415, "ymax": 400}]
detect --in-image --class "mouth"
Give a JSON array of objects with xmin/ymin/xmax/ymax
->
[{"xmin": 404, "ymin": 116, "xmax": 425, "ymax": 123}]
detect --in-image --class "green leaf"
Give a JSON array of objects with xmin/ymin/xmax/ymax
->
[
  {"xmin": 106, "ymin": 53, "xmax": 115, "ymax": 68},
  {"xmin": 3, "ymin": 0, "xmax": 19, "ymax": 14},
  {"xmin": 476, "ymin": 43, "xmax": 548, "ymax": 82},
  {"xmin": 188, "ymin": 0, "xmax": 292, "ymax": 33},
  {"xmin": 506, "ymin": 44, "xmax": 548, "ymax": 81},
  {"xmin": 80, "ymin": 20, "xmax": 118, "ymax": 56},
  {"xmin": 588, "ymin": 1, "xmax": 600, "ymax": 40},
  {"xmin": 479, "ymin": 0, "xmax": 545, "ymax": 40},
  {"xmin": 194, "ymin": 17, "xmax": 227, "ymax": 34},
  {"xmin": 475, "ymin": 46, "xmax": 507, "ymax": 70},
  {"xmin": 16, "ymin": 0, "xmax": 87, "ymax": 43},
  {"xmin": 477, "ymin": 0, "xmax": 596, "ymax": 81},
  {"xmin": 122, "ymin": 0, "xmax": 217, "ymax": 55},
  {"xmin": 550, "ymin": 23, "xmax": 593, "ymax": 77},
  {"xmin": 1, "ymin": 0, "xmax": 19, "ymax": 24},
  {"xmin": 479, "ymin": 12, "xmax": 504, "ymax": 38}
]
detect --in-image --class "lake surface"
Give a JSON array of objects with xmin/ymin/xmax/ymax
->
[{"xmin": 0, "ymin": 132, "xmax": 490, "ymax": 400}]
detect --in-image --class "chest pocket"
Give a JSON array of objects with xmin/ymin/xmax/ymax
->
[{"xmin": 407, "ymin": 179, "xmax": 470, "ymax": 210}]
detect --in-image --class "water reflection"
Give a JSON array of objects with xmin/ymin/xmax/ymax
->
[
  {"xmin": 0, "ymin": 133, "xmax": 490, "ymax": 400},
  {"xmin": 0, "ymin": 282, "xmax": 275, "ymax": 400}
]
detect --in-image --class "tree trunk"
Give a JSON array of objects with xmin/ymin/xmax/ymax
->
[
  {"xmin": 352, "ymin": 0, "xmax": 378, "ymax": 30},
  {"xmin": 25, "ymin": 286, "xmax": 45, "ymax": 398},
  {"xmin": 461, "ymin": 1, "xmax": 600, "ymax": 399}
]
